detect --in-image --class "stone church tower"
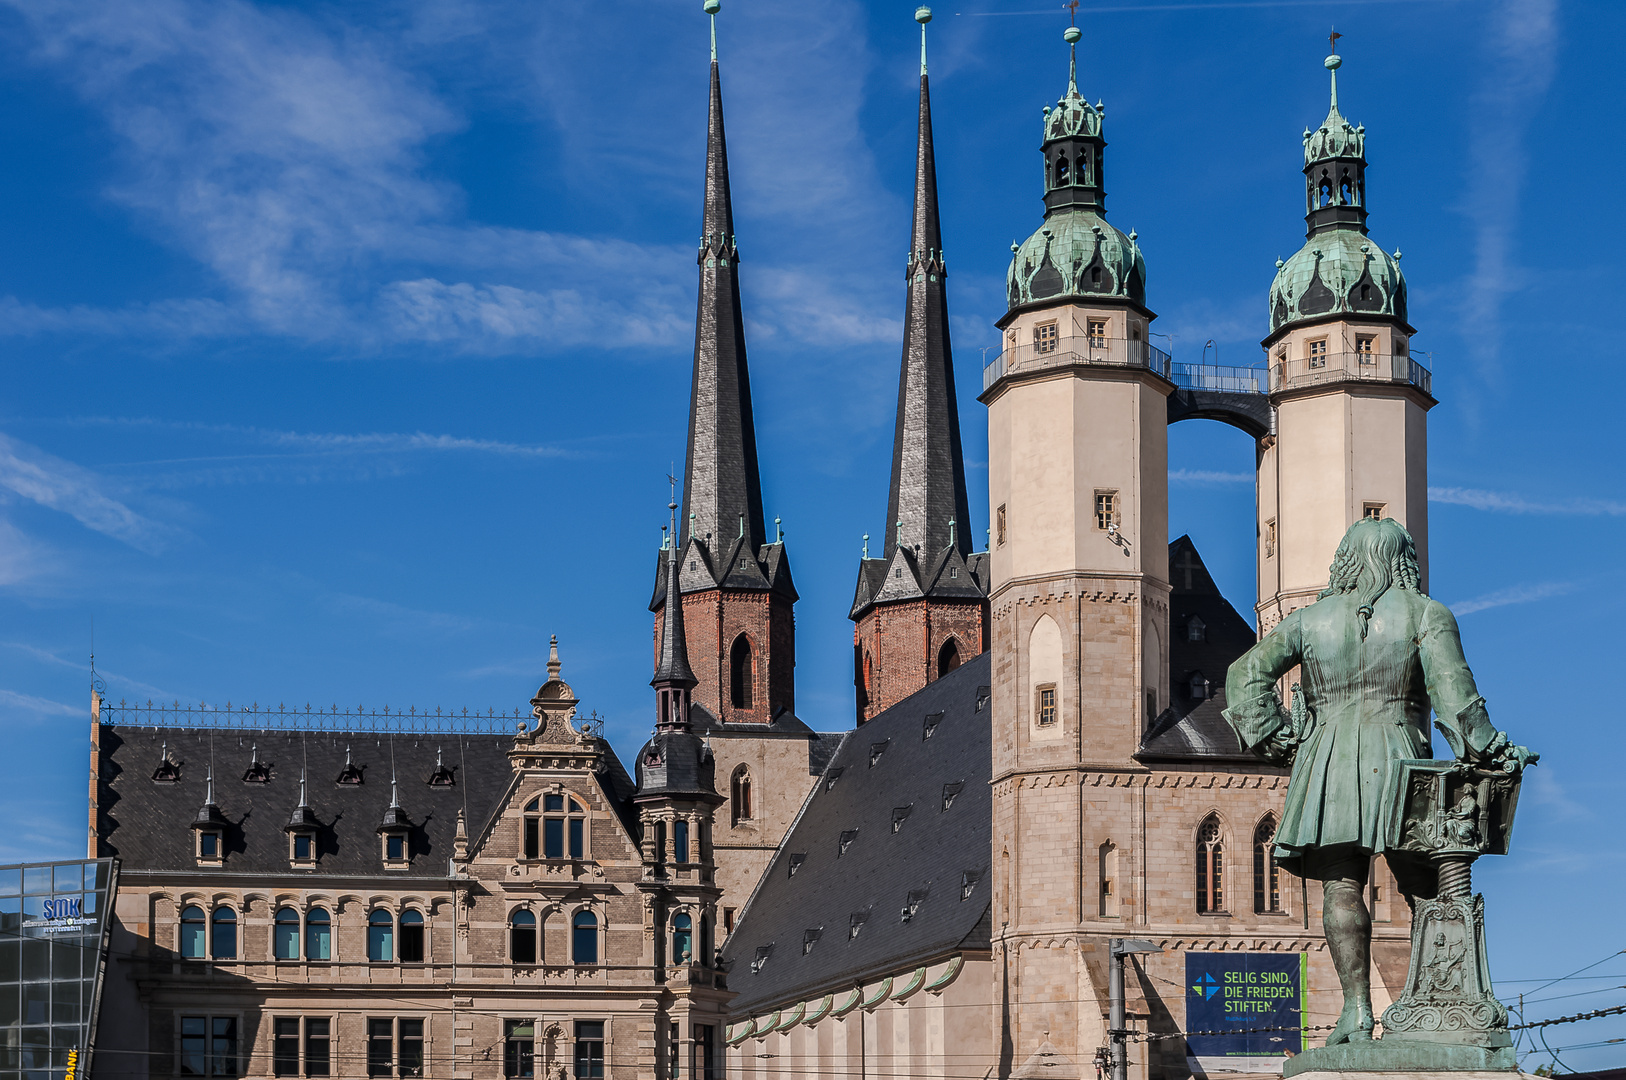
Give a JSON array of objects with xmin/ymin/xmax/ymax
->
[
  {"xmin": 1256, "ymin": 51, "xmax": 1434, "ymax": 629},
  {"xmin": 850, "ymin": 15, "xmax": 988, "ymax": 725}
]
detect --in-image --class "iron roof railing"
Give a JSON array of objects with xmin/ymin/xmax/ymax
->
[{"xmin": 95, "ymin": 696, "xmax": 532, "ymax": 735}]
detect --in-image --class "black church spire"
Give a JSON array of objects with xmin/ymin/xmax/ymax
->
[
  {"xmin": 883, "ymin": 8, "xmax": 972, "ymax": 565},
  {"xmin": 652, "ymin": 514, "xmax": 696, "ymax": 731},
  {"xmin": 680, "ymin": 23, "xmax": 766, "ymax": 558}
]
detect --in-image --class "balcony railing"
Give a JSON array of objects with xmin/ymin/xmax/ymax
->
[
  {"xmin": 1272, "ymin": 351, "xmax": 1433, "ymax": 396},
  {"xmin": 1168, "ymin": 362, "xmax": 1266, "ymax": 395},
  {"xmin": 982, "ymin": 335, "xmax": 1172, "ymax": 392}
]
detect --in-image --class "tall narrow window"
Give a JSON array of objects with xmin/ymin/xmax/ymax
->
[
  {"xmin": 1053, "ymin": 153, "xmax": 1069, "ymax": 187},
  {"xmin": 672, "ymin": 913, "xmax": 693, "ymax": 964},
  {"xmin": 1036, "ymin": 686, "xmax": 1057, "ymax": 726},
  {"xmin": 731, "ymin": 767, "xmax": 753, "ymax": 825},
  {"xmin": 399, "ymin": 1020, "xmax": 424, "ymax": 1079},
  {"xmin": 211, "ymin": 908, "xmax": 237, "ymax": 960},
  {"xmin": 305, "ymin": 908, "xmax": 331, "ymax": 961},
  {"xmin": 305, "ymin": 1019, "xmax": 330, "ymax": 1077},
  {"xmin": 212, "ymin": 1018, "xmax": 238, "ymax": 1076},
  {"xmin": 504, "ymin": 1020, "xmax": 534, "ymax": 1078},
  {"xmin": 1087, "ymin": 319, "xmax": 1107, "ymax": 348},
  {"xmin": 1099, "ymin": 841, "xmax": 1120, "ymax": 918},
  {"xmin": 180, "ymin": 1016, "xmax": 239, "ymax": 1077},
  {"xmin": 523, "ymin": 798, "xmax": 540, "ymax": 859},
  {"xmin": 691, "ymin": 1024, "xmax": 715, "ymax": 1080},
  {"xmin": 273, "ymin": 908, "xmax": 300, "ymax": 961},
  {"xmin": 729, "ymin": 635, "xmax": 754, "ymax": 709},
  {"xmin": 367, "ymin": 1019, "xmax": 393, "ymax": 1078},
  {"xmin": 674, "ymin": 820, "xmax": 690, "ymax": 863},
  {"xmin": 398, "ymin": 910, "xmax": 424, "ymax": 963},
  {"xmin": 273, "ymin": 1019, "xmax": 299, "ymax": 1077},
  {"xmin": 572, "ymin": 911, "xmax": 599, "ymax": 965},
  {"xmin": 937, "ymin": 638, "xmax": 961, "ymax": 678},
  {"xmin": 510, "ymin": 910, "xmax": 537, "ymax": 965},
  {"xmin": 575, "ymin": 1022, "xmax": 606, "ymax": 1080},
  {"xmin": 1264, "ymin": 519, "xmax": 1277, "ymax": 559},
  {"xmin": 1356, "ymin": 334, "xmax": 1376, "ymax": 363},
  {"xmin": 1307, "ymin": 338, "xmax": 1328, "ymax": 368},
  {"xmin": 180, "ymin": 905, "xmax": 206, "ymax": 959},
  {"xmin": 1197, "ymin": 816, "xmax": 1225, "ymax": 914},
  {"xmin": 367, "ymin": 910, "xmax": 394, "ymax": 963},
  {"xmin": 996, "ymin": 504, "xmax": 1007, "ymax": 546},
  {"xmin": 1255, "ymin": 817, "xmax": 1282, "ymax": 914}
]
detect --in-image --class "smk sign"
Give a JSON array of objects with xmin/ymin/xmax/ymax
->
[{"xmin": 42, "ymin": 898, "xmax": 81, "ymax": 921}]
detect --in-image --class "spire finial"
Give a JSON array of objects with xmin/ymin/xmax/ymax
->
[
  {"xmin": 1064, "ymin": 7, "xmax": 1082, "ymax": 94},
  {"xmin": 706, "ymin": 0, "xmax": 720, "ymax": 62},
  {"xmin": 390, "ymin": 775, "xmax": 400, "ymax": 810},
  {"xmin": 205, "ymin": 766, "xmax": 215, "ymax": 807},
  {"xmin": 916, "ymin": 7, "xmax": 931, "ymax": 76},
  {"xmin": 298, "ymin": 767, "xmax": 308, "ymax": 808},
  {"xmin": 1325, "ymin": 29, "xmax": 1343, "ymax": 111},
  {"xmin": 548, "ymin": 634, "xmax": 561, "ymax": 680}
]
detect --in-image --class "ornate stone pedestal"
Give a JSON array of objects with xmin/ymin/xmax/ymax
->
[{"xmin": 1284, "ymin": 762, "xmax": 1523, "ymax": 1078}]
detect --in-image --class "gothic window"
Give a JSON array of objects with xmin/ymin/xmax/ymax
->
[
  {"xmin": 1318, "ymin": 173, "xmax": 1333, "ymax": 208},
  {"xmin": 180, "ymin": 905, "xmax": 206, "ymax": 959},
  {"xmin": 525, "ymin": 795, "xmax": 586, "ymax": 859},
  {"xmin": 937, "ymin": 638, "xmax": 961, "ymax": 678},
  {"xmin": 211, "ymin": 907, "xmax": 237, "ymax": 960},
  {"xmin": 1197, "ymin": 816, "xmax": 1225, "ymax": 914},
  {"xmin": 1054, "ymin": 153, "xmax": 1070, "ymax": 187},
  {"xmin": 1100, "ymin": 841, "xmax": 1120, "ymax": 918},
  {"xmin": 367, "ymin": 910, "xmax": 394, "ymax": 963},
  {"xmin": 572, "ymin": 911, "xmax": 599, "ymax": 965},
  {"xmin": 274, "ymin": 907, "xmax": 300, "ymax": 961},
  {"xmin": 306, "ymin": 908, "xmax": 331, "ymax": 961},
  {"xmin": 399, "ymin": 910, "xmax": 424, "ymax": 963},
  {"xmin": 1255, "ymin": 816, "xmax": 1282, "ymax": 914},
  {"xmin": 1187, "ymin": 616, "xmax": 1207, "ymax": 642},
  {"xmin": 1340, "ymin": 175, "xmax": 1353, "ymax": 204},
  {"xmin": 731, "ymin": 766, "xmax": 753, "ymax": 825},
  {"xmin": 672, "ymin": 913, "xmax": 693, "ymax": 964},
  {"xmin": 510, "ymin": 909, "xmax": 537, "ymax": 964},
  {"xmin": 729, "ymin": 635, "xmax": 754, "ymax": 709},
  {"xmin": 1079, "ymin": 149, "xmax": 1092, "ymax": 184},
  {"xmin": 1029, "ymin": 615, "xmax": 1062, "ymax": 731}
]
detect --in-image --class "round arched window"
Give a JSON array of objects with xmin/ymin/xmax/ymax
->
[
  {"xmin": 179, "ymin": 905, "xmax": 206, "ymax": 959},
  {"xmin": 367, "ymin": 909, "xmax": 394, "ymax": 963},
  {"xmin": 273, "ymin": 907, "xmax": 300, "ymax": 960},
  {"xmin": 572, "ymin": 911, "xmax": 599, "ymax": 965}
]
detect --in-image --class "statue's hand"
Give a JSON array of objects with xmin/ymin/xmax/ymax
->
[
  {"xmin": 1256, "ymin": 725, "xmax": 1299, "ymax": 767},
  {"xmin": 1474, "ymin": 730, "xmax": 1538, "ymax": 774}
]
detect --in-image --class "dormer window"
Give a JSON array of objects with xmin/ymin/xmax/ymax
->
[
  {"xmin": 196, "ymin": 830, "xmax": 222, "ymax": 864},
  {"xmin": 289, "ymin": 831, "xmax": 316, "ymax": 868},
  {"xmin": 1187, "ymin": 616, "xmax": 1207, "ymax": 642},
  {"xmin": 1188, "ymin": 672, "xmax": 1210, "ymax": 701},
  {"xmin": 523, "ymin": 794, "xmax": 586, "ymax": 860},
  {"xmin": 153, "ymin": 744, "xmax": 181, "ymax": 784},
  {"xmin": 383, "ymin": 833, "xmax": 407, "ymax": 865},
  {"xmin": 428, "ymin": 749, "xmax": 455, "ymax": 787},
  {"xmin": 336, "ymin": 749, "xmax": 364, "ymax": 785},
  {"xmin": 242, "ymin": 746, "xmax": 271, "ymax": 784}
]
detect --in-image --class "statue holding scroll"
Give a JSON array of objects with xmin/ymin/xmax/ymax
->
[{"xmin": 1224, "ymin": 518, "xmax": 1536, "ymax": 1061}]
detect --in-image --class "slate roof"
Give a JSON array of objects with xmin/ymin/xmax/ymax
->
[
  {"xmin": 1138, "ymin": 535, "xmax": 1261, "ymax": 763},
  {"xmin": 95, "ymin": 728, "xmax": 637, "ymax": 877},
  {"xmin": 720, "ymin": 651, "xmax": 993, "ymax": 1017}
]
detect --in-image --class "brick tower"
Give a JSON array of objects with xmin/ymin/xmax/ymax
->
[
  {"xmin": 1255, "ymin": 49, "xmax": 1434, "ymax": 632},
  {"xmin": 850, "ymin": 10, "xmax": 987, "ymax": 725},
  {"xmin": 651, "ymin": 28, "xmax": 796, "ymax": 727}
]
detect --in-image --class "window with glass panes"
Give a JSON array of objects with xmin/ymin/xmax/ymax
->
[
  {"xmin": 574, "ymin": 1022, "xmax": 605, "ymax": 1079},
  {"xmin": 523, "ymin": 795, "xmax": 586, "ymax": 859},
  {"xmin": 180, "ymin": 1016, "xmax": 238, "ymax": 1076},
  {"xmin": 273, "ymin": 1018, "xmax": 331, "ymax": 1078},
  {"xmin": 1033, "ymin": 321, "xmax": 1059, "ymax": 354},
  {"xmin": 503, "ymin": 1020, "xmax": 535, "ymax": 1078}
]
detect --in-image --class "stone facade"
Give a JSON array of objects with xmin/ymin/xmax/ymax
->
[{"xmin": 853, "ymin": 597, "xmax": 986, "ymax": 724}]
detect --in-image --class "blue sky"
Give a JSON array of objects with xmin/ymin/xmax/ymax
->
[{"xmin": 0, "ymin": 0, "xmax": 1620, "ymax": 1066}]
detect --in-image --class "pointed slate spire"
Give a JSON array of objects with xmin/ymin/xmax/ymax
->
[
  {"xmin": 653, "ymin": 509, "xmax": 699, "ymax": 696},
  {"xmin": 286, "ymin": 767, "xmax": 319, "ymax": 831},
  {"xmin": 884, "ymin": 6, "xmax": 972, "ymax": 563},
  {"xmin": 682, "ymin": 6, "xmax": 767, "ymax": 558}
]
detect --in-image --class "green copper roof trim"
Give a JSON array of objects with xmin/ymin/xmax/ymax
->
[
  {"xmin": 704, "ymin": 0, "xmax": 720, "ymax": 61},
  {"xmin": 862, "ymin": 976, "xmax": 894, "ymax": 1010},
  {"xmin": 727, "ymin": 1022, "xmax": 752, "ymax": 1046},
  {"xmin": 1304, "ymin": 54, "xmax": 1364, "ymax": 169},
  {"xmin": 1007, "ymin": 208, "xmax": 1146, "ymax": 312},
  {"xmin": 1045, "ymin": 30, "xmax": 1101, "ymax": 142},
  {"xmin": 1268, "ymin": 228, "xmax": 1407, "ymax": 337},
  {"xmin": 804, "ymin": 994, "xmax": 835, "ymax": 1026},
  {"xmin": 926, "ymin": 954, "xmax": 966, "ymax": 993},
  {"xmin": 891, "ymin": 966, "xmax": 929, "ymax": 1001},
  {"xmin": 773, "ymin": 1001, "xmax": 806, "ymax": 1032},
  {"xmin": 832, "ymin": 986, "xmax": 865, "ymax": 1017}
]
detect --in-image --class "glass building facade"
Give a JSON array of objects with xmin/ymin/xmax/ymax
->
[{"xmin": 0, "ymin": 860, "xmax": 119, "ymax": 1080}]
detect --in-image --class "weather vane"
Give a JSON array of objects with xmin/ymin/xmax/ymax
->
[
  {"xmin": 1329, "ymin": 27, "xmax": 1343, "ymax": 54},
  {"xmin": 1065, "ymin": 0, "xmax": 1079, "ymax": 25}
]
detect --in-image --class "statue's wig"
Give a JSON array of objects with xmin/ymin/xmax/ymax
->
[{"xmin": 1317, "ymin": 517, "xmax": 1423, "ymax": 638}]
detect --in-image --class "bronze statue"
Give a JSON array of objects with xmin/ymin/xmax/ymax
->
[{"xmin": 1224, "ymin": 518, "xmax": 1535, "ymax": 1047}]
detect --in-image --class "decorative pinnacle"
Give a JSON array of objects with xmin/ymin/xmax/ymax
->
[
  {"xmin": 1064, "ymin": 25, "xmax": 1082, "ymax": 95},
  {"xmin": 916, "ymin": 7, "xmax": 931, "ymax": 75},
  {"xmin": 298, "ymin": 768, "xmax": 308, "ymax": 807},
  {"xmin": 862, "ymin": 533, "xmax": 870, "ymax": 559},
  {"xmin": 705, "ymin": 0, "xmax": 720, "ymax": 61},
  {"xmin": 548, "ymin": 634, "xmax": 561, "ymax": 680},
  {"xmin": 205, "ymin": 766, "xmax": 216, "ymax": 807}
]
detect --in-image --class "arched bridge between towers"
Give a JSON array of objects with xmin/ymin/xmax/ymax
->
[{"xmin": 1164, "ymin": 362, "xmax": 1271, "ymax": 440}]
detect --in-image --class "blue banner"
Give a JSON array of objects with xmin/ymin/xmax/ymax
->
[{"xmin": 1185, "ymin": 951, "xmax": 1306, "ymax": 1075}]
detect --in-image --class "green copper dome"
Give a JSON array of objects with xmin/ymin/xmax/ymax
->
[
  {"xmin": 1009, "ymin": 211, "xmax": 1145, "ymax": 310},
  {"xmin": 1005, "ymin": 28, "xmax": 1146, "ymax": 314},
  {"xmin": 1268, "ymin": 231, "xmax": 1405, "ymax": 334},
  {"xmin": 1267, "ymin": 52, "xmax": 1408, "ymax": 337}
]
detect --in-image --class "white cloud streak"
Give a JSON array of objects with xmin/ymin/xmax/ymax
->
[
  {"xmin": 1170, "ymin": 468, "xmax": 1253, "ymax": 485},
  {"xmin": 1429, "ymin": 486, "xmax": 1626, "ymax": 517},
  {"xmin": 0, "ymin": 688, "xmax": 80, "ymax": 718},
  {"xmin": 0, "ymin": 433, "xmax": 171, "ymax": 552},
  {"xmin": 1450, "ymin": 581, "xmax": 1573, "ymax": 616}
]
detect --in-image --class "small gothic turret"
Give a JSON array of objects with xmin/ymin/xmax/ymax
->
[
  {"xmin": 652, "ymin": 519, "xmax": 698, "ymax": 734},
  {"xmin": 378, "ymin": 776, "xmax": 410, "ymax": 833},
  {"xmin": 286, "ymin": 769, "xmax": 319, "ymax": 832}
]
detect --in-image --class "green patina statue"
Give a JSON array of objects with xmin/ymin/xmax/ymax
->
[{"xmin": 1224, "ymin": 518, "xmax": 1536, "ymax": 1058}]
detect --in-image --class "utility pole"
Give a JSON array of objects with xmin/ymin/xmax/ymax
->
[{"xmin": 1110, "ymin": 938, "xmax": 1162, "ymax": 1080}]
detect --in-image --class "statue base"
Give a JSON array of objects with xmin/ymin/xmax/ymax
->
[{"xmin": 1282, "ymin": 1041, "xmax": 1517, "ymax": 1078}]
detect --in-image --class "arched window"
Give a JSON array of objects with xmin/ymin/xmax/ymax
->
[
  {"xmin": 367, "ymin": 909, "xmax": 394, "ymax": 963},
  {"xmin": 572, "ymin": 911, "xmax": 599, "ymax": 965},
  {"xmin": 671, "ymin": 913, "xmax": 693, "ymax": 964},
  {"xmin": 179, "ymin": 905, "xmax": 206, "ymax": 959},
  {"xmin": 305, "ymin": 907, "xmax": 331, "ymax": 961},
  {"xmin": 1197, "ymin": 816, "xmax": 1225, "ymax": 914},
  {"xmin": 937, "ymin": 638, "xmax": 961, "ymax": 679},
  {"xmin": 1030, "ymin": 615, "xmax": 1062, "ymax": 729},
  {"xmin": 731, "ymin": 767, "xmax": 753, "ymax": 826},
  {"xmin": 1099, "ymin": 841, "xmax": 1119, "ymax": 918},
  {"xmin": 211, "ymin": 907, "xmax": 237, "ymax": 960},
  {"xmin": 1054, "ymin": 153, "xmax": 1069, "ymax": 187},
  {"xmin": 729, "ymin": 635, "xmax": 754, "ymax": 709},
  {"xmin": 1254, "ymin": 817, "xmax": 1282, "ymax": 914},
  {"xmin": 699, "ymin": 912, "xmax": 713, "ymax": 967},
  {"xmin": 1319, "ymin": 175, "xmax": 1333, "ymax": 208},
  {"xmin": 273, "ymin": 907, "xmax": 300, "ymax": 960},
  {"xmin": 525, "ymin": 795, "xmax": 586, "ymax": 859},
  {"xmin": 399, "ymin": 909, "xmax": 424, "ymax": 963},
  {"xmin": 510, "ymin": 909, "xmax": 537, "ymax": 965}
]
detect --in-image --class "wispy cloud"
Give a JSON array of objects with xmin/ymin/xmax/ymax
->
[
  {"xmin": 0, "ymin": 433, "xmax": 172, "ymax": 552},
  {"xmin": 325, "ymin": 593, "xmax": 476, "ymax": 637},
  {"xmin": 1171, "ymin": 468, "xmax": 1252, "ymax": 485},
  {"xmin": 1458, "ymin": 0, "xmax": 1558, "ymax": 379},
  {"xmin": 1429, "ymin": 486, "xmax": 1626, "ymax": 516},
  {"xmin": 1450, "ymin": 581, "xmax": 1573, "ymax": 616},
  {"xmin": 0, "ymin": 688, "xmax": 80, "ymax": 719}
]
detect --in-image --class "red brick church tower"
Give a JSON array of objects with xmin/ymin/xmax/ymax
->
[
  {"xmin": 849, "ymin": 39, "xmax": 988, "ymax": 724},
  {"xmin": 650, "ymin": 39, "xmax": 796, "ymax": 727}
]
